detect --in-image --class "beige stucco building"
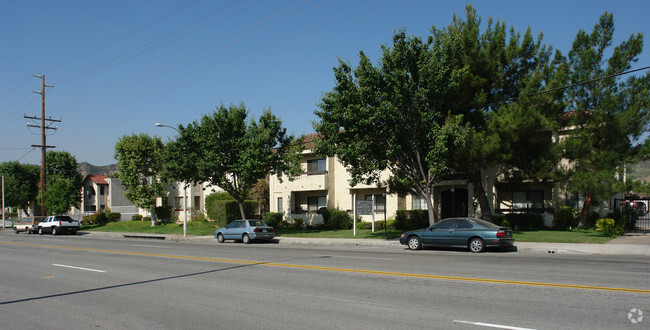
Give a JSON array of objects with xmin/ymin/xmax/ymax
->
[{"xmin": 269, "ymin": 132, "xmax": 623, "ymax": 227}]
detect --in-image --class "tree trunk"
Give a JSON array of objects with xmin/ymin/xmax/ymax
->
[
  {"xmin": 425, "ymin": 191, "xmax": 437, "ymax": 225},
  {"xmin": 237, "ymin": 200, "xmax": 247, "ymax": 220},
  {"xmin": 580, "ymin": 188, "xmax": 592, "ymax": 229},
  {"xmin": 471, "ymin": 172, "xmax": 492, "ymax": 221}
]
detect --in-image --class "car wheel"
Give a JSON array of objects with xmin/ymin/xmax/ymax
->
[
  {"xmin": 469, "ymin": 237, "xmax": 485, "ymax": 253},
  {"xmin": 38, "ymin": 227, "xmax": 43, "ymax": 235},
  {"xmin": 217, "ymin": 233, "xmax": 224, "ymax": 243},
  {"xmin": 407, "ymin": 235, "xmax": 422, "ymax": 250},
  {"xmin": 242, "ymin": 233, "xmax": 250, "ymax": 244},
  {"xmin": 52, "ymin": 227, "xmax": 58, "ymax": 236},
  {"xmin": 14, "ymin": 228, "xmax": 19, "ymax": 234}
]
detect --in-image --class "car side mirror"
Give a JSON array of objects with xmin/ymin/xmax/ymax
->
[{"xmin": 428, "ymin": 226, "xmax": 433, "ymax": 231}]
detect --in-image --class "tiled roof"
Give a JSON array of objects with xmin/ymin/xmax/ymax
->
[{"xmin": 88, "ymin": 174, "xmax": 109, "ymax": 185}]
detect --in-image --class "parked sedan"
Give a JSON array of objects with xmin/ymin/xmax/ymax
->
[
  {"xmin": 214, "ymin": 219, "xmax": 275, "ymax": 244},
  {"xmin": 399, "ymin": 218, "xmax": 514, "ymax": 252}
]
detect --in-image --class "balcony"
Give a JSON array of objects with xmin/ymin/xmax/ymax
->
[{"xmin": 285, "ymin": 171, "xmax": 328, "ymax": 192}]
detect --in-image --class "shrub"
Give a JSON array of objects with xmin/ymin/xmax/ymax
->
[
  {"xmin": 205, "ymin": 198, "xmax": 260, "ymax": 228},
  {"xmin": 291, "ymin": 218, "xmax": 304, "ymax": 229},
  {"xmin": 553, "ymin": 206, "xmax": 579, "ymax": 230},
  {"xmin": 395, "ymin": 210, "xmax": 429, "ymax": 231},
  {"xmin": 595, "ymin": 218, "xmax": 625, "ymax": 237},
  {"xmin": 504, "ymin": 213, "xmax": 545, "ymax": 231},
  {"xmin": 131, "ymin": 214, "xmax": 143, "ymax": 221},
  {"xmin": 143, "ymin": 216, "xmax": 152, "ymax": 223},
  {"xmin": 83, "ymin": 210, "xmax": 121, "ymax": 225},
  {"xmin": 323, "ymin": 209, "xmax": 353, "ymax": 230},
  {"xmin": 492, "ymin": 215, "xmax": 511, "ymax": 229},
  {"xmin": 155, "ymin": 206, "xmax": 173, "ymax": 223},
  {"xmin": 106, "ymin": 212, "xmax": 121, "ymax": 222},
  {"xmin": 585, "ymin": 211, "xmax": 601, "ymax": 229},
  {"xmin": 262, "ymin": 212, "xmax": 284, "ymax": 229}
]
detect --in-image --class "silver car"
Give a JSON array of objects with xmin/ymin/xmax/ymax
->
[{"xmin": 214, "ymin": 219, "xmax": 275, "ymax": 244}]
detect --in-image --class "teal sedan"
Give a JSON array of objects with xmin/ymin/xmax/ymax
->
[{"xmin": 399, "ymin": 218, "xmax": 514, "ymax": 252}]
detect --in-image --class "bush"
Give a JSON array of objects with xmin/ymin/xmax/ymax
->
[
  {"xmin": 595, "ymin": 218, "xmax": 625, "ymax": 237},
  {"xmin": 553, "ymin": 206, "xmax": 579, "ymax": 230},
  {"xmin": 262, "ymin": 212, "xmax": 284, "ymax": 229},
  {"xmin": 131, "ymin": 214, "xmax": 143, "ymax": 221},
  {"xmin": 143, "ymin": 216, "xmax": 152, "ymax": 223},
  {"xmin": 492, "ymin": 215, "xmax": 511, "ymax": 229},
  {"xmin": 291, "ymin": 218, "xmax": 304, "ymax": 229},
  {"xmin": 155, "ymin": 206, "xmax": 173, "ymax": 223},
  {"xmin": 323, "ymin": 209, "xmax": 353, "ymax": 230},
  {"xmin": 83, "ymin": 210, "xmax": 121, "ymax": 225},
  {"xmin": 585, "ymin": 211, "xmax": 601, "ymax": 229},
  {"xmin": 395, "ymin": 210, "xmax": 429, "ymax": 231},
  {"xmin": 503, "ymin": 213, "xmax": 545, "ymax": 231},
  {"xmin": 205, "ymin": 198, "xmax": 260, "ymax": 228}
]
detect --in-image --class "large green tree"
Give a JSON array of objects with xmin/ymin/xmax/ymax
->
[
  {"xmin": 314, "ymin": 30, "xmax": 469, "ymax": 225},
  {"xmin": 162, "ymin": 103, "xmax": 303, "ymax": 220},
  {"xmin": 0, "ymin": 161, "xmax": 40, "ymax": 214},
  {"xmin": 431, "ymin": 6, "xmax": 558, "ymax": 220},
  {"xmin": 314, "ymin": 6, "xmax": 553, "ymax": 223},
  {"xmin": 554, "ymin": 12, "xmax": 649, "ymax": 227},
  {"xmin": 43, "ymin": 151, "xmax": 83, "ymax": 215},
  {"xmin": 114, "ymin": 134, "xmax": 166, "ymax": 226}
]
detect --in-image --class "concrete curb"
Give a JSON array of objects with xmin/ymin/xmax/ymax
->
[{"xmin": 76, "ymin": 231, "xmax": 650, "ymax": 256}]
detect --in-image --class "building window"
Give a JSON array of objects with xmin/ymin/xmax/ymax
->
[
  {"xmin": 307, "ymin": 196, "xmax": 326, "ymax": 212},
  {"xmin": 175, "ymin": 197, "xmax": 183, "ymax": 210},
  {"xmin": 513, "ymin": 190, "xmax": 544, "ymax": 210},
  {"xmin": 100, "ymin": 186, "xmax": 105, "ymax": 195},
  {"xmin": 365, "ymin": 194, "xmax": 386, "ymax": 211},
  {"xmin": 277, "ymin": 197, "xmax": 283, "ymax": 213},
  {"xmin": 412, "ymin": 194, "xmax": 427, "ymax": 210},
  {"xmin": 307, "ymin": 158, "xmax": 326, "ymax": 173}
]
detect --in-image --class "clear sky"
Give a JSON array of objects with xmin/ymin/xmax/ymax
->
[{"xmin": 2, "ymin": 0, "xmax": 649, "ymax": 166}]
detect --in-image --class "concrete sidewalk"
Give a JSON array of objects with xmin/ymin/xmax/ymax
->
[{"xmin": 77, "ymin": 231, "xmax": 650, "ymax": 256}]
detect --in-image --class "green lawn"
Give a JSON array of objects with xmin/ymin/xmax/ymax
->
[
  {"xmin": 513, "ymin": 228, "xmax": 614, "ymax": 244},
  {"xmin": 82, "ymin": 221, "xmax": 615, "ymax": 243}
]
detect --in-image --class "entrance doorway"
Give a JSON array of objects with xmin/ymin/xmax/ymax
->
[{"xmin": 441, "ymin": 188, "xmax": 468, "ymax": 219}]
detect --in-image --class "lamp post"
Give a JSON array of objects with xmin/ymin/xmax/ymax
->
[{"xmin": 155, "ymin": 123, "xmax": 187, "ymax": 237}]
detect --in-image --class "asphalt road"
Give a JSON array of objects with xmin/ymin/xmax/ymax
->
[{"xmin": 0, "ymin": 232, "xmax": 648, "ymax": 329}]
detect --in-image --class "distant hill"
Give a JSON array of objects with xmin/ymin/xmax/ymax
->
[
  {"xmin": 77, "ymin": 162, "xmax": 118, "ymax": 178},
  {"xmin": 627, "ymin": 160, "xmax": 650, "ymax": 184}
]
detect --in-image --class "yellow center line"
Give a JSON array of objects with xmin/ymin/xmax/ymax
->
[{"xmin": 4, "ymin": 240, "xmax": 649, "ymax": 294}]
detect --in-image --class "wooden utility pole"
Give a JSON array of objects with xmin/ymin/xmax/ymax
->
[{"xmin": 25, "ymin": 74, "xmax": 58, "ymax": 216}]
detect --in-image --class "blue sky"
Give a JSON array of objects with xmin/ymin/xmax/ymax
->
[{"xmin": 2, "ymin": 0, "xmax": 649, "ymax": 166}]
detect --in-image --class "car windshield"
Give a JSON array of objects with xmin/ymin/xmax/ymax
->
[{"xmin": 247, "ymin": 220, "xmax": 267, "ymax": 227}]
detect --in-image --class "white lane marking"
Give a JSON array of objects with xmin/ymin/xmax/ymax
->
[
  {"xmin": 453, "ymin": 320, "xmax": 536, "ymax": 330},
  {"xmin": 52, "ymin": 264, "xmax": 106, "ymax": 273},
  {"xmin": 312, "ymin": 254, "xmax": 394, "ymax": 260},
  {"xmin": 132, "ymin": 244, "xmax": 168, "ymax": 248}
]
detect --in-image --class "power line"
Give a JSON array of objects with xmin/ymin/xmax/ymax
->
[
  {"xmin": 54, "ymin": 0, "xmax": 246, "ymax": 85},
  {"xmin": 61, "ymin": 0, "xmax": 398, "ymax": 116},
  {"xmin": 39, "ymin": 0, "xmax": 201, "ymax": 75}
]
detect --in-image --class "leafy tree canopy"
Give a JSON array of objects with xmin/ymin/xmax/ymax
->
[
  {"xmin": 553, "ymin": 12, "xmax": 649, "ymax": 226},
  {"xmin": 0, "ymin": 161, "xmax": 39, "ymax": 214},
  {"xmin": 114, "ymin": 134, "xmax": 166, "ymax": 225},
  {"xmin": 162, "ymin": 103, "xmax": 303, "ymax": 220},
  {"xmin": 43, "ymin": 151, "xmax": 83, "ymax": 215},
  {"xmin": 314, "ymin": 5, "xmax": 555, "ymax": 223}
]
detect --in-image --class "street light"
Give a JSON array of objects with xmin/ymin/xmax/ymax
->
[{"xmin": 155, "ymin": 122, "xmax": 187, "ymax": 238}]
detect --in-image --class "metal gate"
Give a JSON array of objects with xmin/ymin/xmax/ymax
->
[{"xmin": 614, "ymin": 199, "xmax": 650, "ymax": 232}]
